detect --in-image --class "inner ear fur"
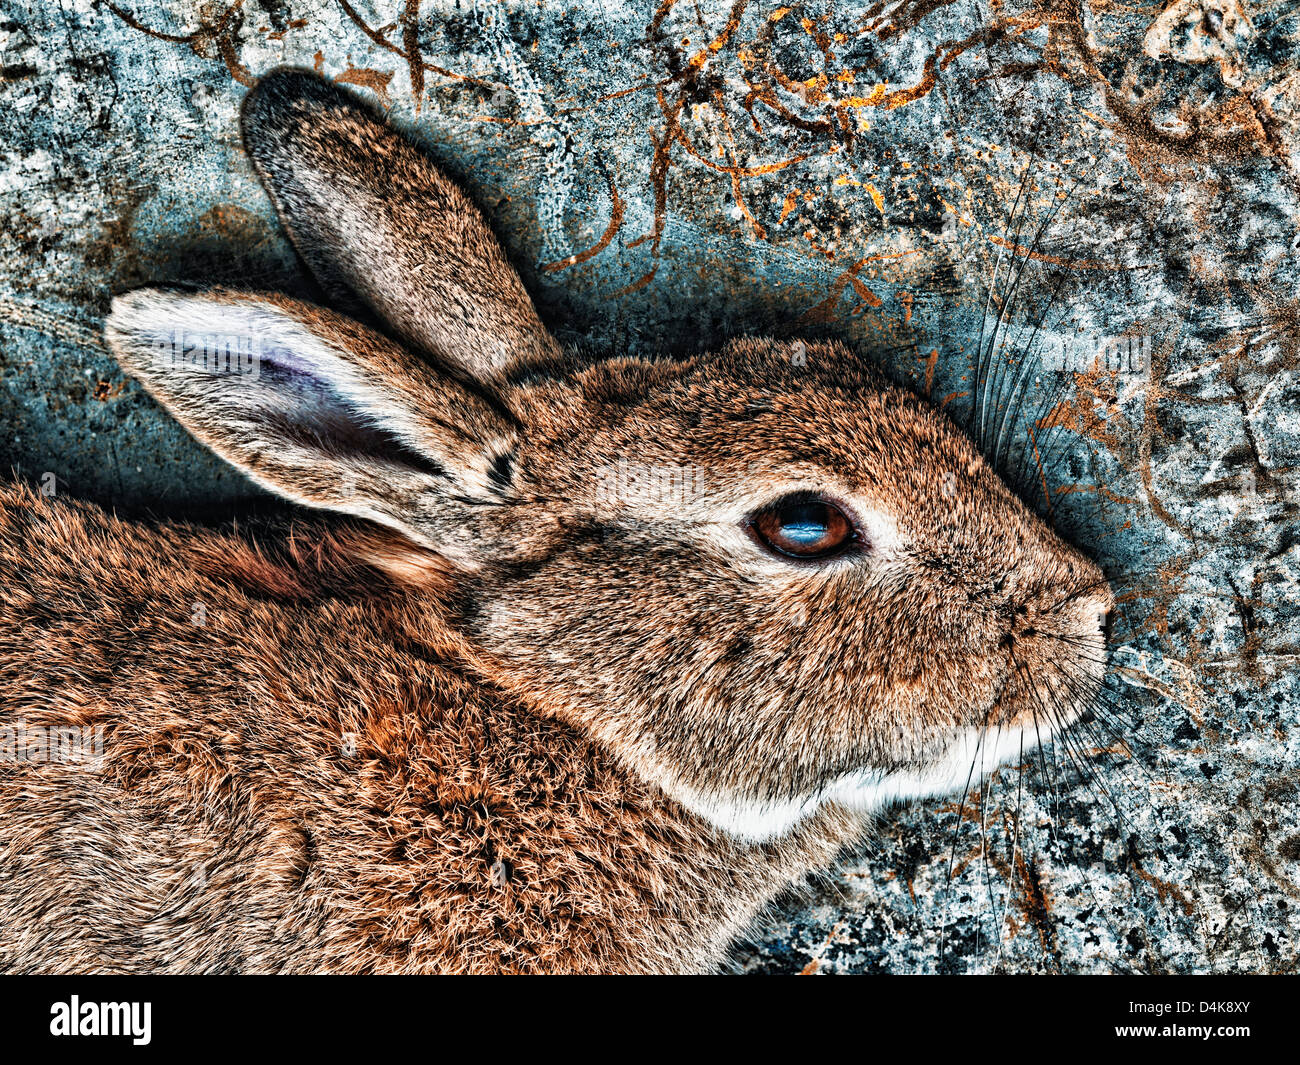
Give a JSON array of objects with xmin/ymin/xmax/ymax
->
[{"xmin": 106, "ymin": 286, "xmax": 519, "ymax": 567}]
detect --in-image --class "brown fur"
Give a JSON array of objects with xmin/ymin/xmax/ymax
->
[
  {"xmin": 0, "ymin": 70, "xmax": 1112, "ymax": 973},
  {"xmin": 0, "ymin": 484, "xmax": 856, "ymax": 972}
]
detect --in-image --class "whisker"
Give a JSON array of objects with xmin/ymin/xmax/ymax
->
[
  {"xmin": 975, "ymin": 720, "xmax": 1005, "ymax": 969},
  {"xmin": 999, "ymin": 729, "xmax": 1027, "ymax": 965},
  {"xmin": 974, "ymin": 158, "xmax": 1035, "ymax": 453},
  {"xmin": 990, "ymin": 189, "xmax": 1077, "ymax": 482},
  {"xmin": 937, "ymin": 696, "xmax": 998, "ymax": 971},
  {"xmin": 1011, "ymin": 647, "xmax": 1153, "ymax": 972}
]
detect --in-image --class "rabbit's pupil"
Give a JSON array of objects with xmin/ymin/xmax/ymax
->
[{"xmin": 752, "ymin": 498, "xmax": 855, "ymax": 560}]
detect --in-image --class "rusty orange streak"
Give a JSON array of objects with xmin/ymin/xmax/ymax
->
[
  {"xmin": 541, "ymin": 175, "xmax": 626, "ymax": 272},
  {"xmin": 988, "ymin": 235, "xmax": 1143, "ymax": 271},
  {"xmin": 104, "ymin": 0, "xmax": 244, "ymax": 44},
  {"xmin": 335, "ymin": 0, "xmax": 495, "ymax": 89},
  {"xmin": 687, "ymin": 0, "xmax": 750, "ymax": 72},
  {"xmin": 918, "ymin": 347, "xmax": 938, "ymax": 396}
]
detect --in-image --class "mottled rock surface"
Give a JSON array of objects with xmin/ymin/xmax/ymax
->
[{"xmin": 2, "ymin": 0, "xmax": 1297, "ymax": 972}]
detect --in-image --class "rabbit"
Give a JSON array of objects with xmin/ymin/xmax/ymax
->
[{"xmin": 0, "ymin": 69, "xmax": 1113, "ymax": 974}]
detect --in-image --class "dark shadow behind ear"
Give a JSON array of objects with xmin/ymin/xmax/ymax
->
[{"xmin": 240, "ymin": 68, "xmax": 560, "ymax": 386}]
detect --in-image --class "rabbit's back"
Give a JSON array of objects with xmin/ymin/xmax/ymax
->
[{"xmin": 0, "ymin": 483, "xmax": 847, "ymax": 972}]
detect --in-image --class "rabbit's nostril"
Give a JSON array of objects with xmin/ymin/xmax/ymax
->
[{"xmin": 1100, "ymin": 607, "xmax": 1114, "ymax": 643}]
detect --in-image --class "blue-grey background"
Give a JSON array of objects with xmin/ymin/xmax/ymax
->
[{"xmin": 2, "ymin": 0, "xmax": 1298, "ymax": 972}]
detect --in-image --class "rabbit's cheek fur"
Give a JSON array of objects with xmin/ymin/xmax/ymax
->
[{"xmin": 464, "ymin": 496, "xmax": 1110, "ymax": 842}]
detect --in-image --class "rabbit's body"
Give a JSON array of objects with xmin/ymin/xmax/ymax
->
[
  {"xmin": 0, "ymin": 70, "xmax": 1114, "ymax": 973},
  {"xmin": 0, "ymin": 481, "xmax": 857, "ymax": 973}
]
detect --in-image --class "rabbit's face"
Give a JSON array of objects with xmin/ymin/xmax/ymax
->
[
  {"xmin": 467, "ymin": 339, "xmax": 1113, "ymax": 839},
  {"xmin": 109, "ymin": 71, "xmax": 1112, "ymax": 842}
]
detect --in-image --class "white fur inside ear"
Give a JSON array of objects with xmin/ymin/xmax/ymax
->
[
  {"xmin": 105, "ymin": 290, "xmax": 509, "ymax": 563},
  {"xmin": 111, "ymin": 290, "xmax": 384, "ymax": 424},
  {"xmin": 107, "ymin": 290, "xmax": 502, "ymax": 501},
  {"xmin": 676, "ymin": 724, "xmax": 1049, "ymax": 843}
]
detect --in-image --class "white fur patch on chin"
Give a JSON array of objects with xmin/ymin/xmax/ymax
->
[
  {"xmin": 679, "ymin": 725, "xmax": 1051, "ymax": 843},
  {"xmin": 671, "ymin": 783, "xmax": 829, "ymax": 843},
  {"xmin": 823, "ymin": 725, "xmax": 1044, "ymax": 818}
]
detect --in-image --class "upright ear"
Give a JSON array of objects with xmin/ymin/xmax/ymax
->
[
  {"xmin": 240, "ymin": 68, "xmax": 560, "ymax": 384},
  {"xmin": 105, "ymin": 287, "xmax": 518, "ymax": 566}
]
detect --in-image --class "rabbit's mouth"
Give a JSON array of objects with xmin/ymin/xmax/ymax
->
[
  {"xmin": 711, "ymin": 604, "xmax": 1112, "ymax": 843},
  {"xmin": 839, "ymin": 586, "xmax": 1113, "ymax": 808},
  {"xmin": 992, "ymin": 587, "xmax": 1113, "ymax": 739}
]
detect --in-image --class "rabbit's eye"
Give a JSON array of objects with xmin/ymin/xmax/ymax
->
[{"xmin": 750, "ymin": 496, "xmax": 856, "ymax": 560}]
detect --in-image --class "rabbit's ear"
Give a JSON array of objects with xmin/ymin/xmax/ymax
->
[
  {"xmin": 240, "ymin": 68, "xmax": 559, "ymax": 385},
  {"xmin": 106, "ymin": 288, "xmax": 518, "ymax": 566}
]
